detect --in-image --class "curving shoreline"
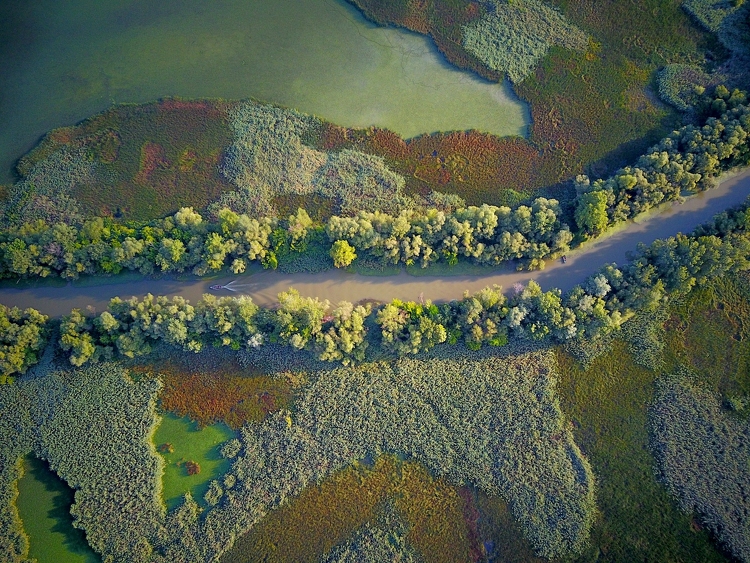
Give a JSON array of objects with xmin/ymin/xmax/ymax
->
[{"xmin": 1, "ymin": 168, "xmax": 749, "ymax": 317}]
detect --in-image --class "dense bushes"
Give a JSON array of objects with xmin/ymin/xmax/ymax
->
[
  {"xmin": 327, "ymin": 197, "xmax": 572, "ymax": 269},
  {"xmin": 47, "ymin": 196, "xmax": 750, "ymax": 369},
  {"xmin": 218, "ymin": 102, "xmax": 419, "ymax": 217},
  {"xmin": 0, "ymin": 199, "xmax": 572, "ymax": 279},
  {"xmin": 193, "ymin": 351, "xmax": 594, "ymax": 561},
  {"xmin": 0, "ymin": 305, "xmax": 48, "ymax": 382},
  {"xmin": 1, "ymin": 91, "xmax": 747, "ymax": 281},
  {"xmin": 656, "ymin": 64, "xmax": 710, "ymax": 112},
  {"xmin": 650, "ymin": 373, "xmax": 750, "ymax": 561},
  {"xmin": 0, "ymin": 360, "xmax": 168, "ymax": 563},
  {"xmin": 574, "ymin": 88, "xmax": 750, "ymax": 236},
  {"xmin": 462, "ymin": 0, "xmax": 588, "ymax": 84},
  {"xmin": 32, "ymin": 363, "xmax": 166, "ymax": 562}
]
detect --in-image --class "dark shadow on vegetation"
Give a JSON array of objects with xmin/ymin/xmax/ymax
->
[{"xmin": 23, "ymin": 455, "xmax": 100, "ymax": 562}]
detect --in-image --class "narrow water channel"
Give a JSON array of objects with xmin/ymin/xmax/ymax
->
[
  {"xmin": 0, "ymin": 0, "xmax": 528, "ymax": 184},
  {"xmin": 1, "ymin": 169, "xmax": 748, "ymax": 316}
]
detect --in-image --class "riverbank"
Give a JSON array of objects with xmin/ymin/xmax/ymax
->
[{"xmin": 1, "ymin": 168, "xmax": 748, "ymax": 317}]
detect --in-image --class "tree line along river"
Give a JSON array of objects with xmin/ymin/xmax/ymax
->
[{"xmin": 1, "ymin": 169, "xmax": 748, "ymax": 317}]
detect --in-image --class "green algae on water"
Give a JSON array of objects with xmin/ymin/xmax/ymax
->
[
  {"xmin": 154, "ymin": 413, "xmax": 233, "ymax": 510},
  {"xmin": 16, "ymin": 455, "xmax": 100, "ymax": 563}
]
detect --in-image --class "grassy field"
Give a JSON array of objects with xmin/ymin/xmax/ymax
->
[
  {"xmin": 228, "ymin": 455, "xmax": 477, "ymax": 563},
  {"xmin": 16, "ymin": 99, "xmax": 234, "ymax": 222}
]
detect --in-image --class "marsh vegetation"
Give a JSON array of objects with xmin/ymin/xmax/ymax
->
[{"xmin": 1, "ymin": 1, "xmax": 750, "ymax": 561}]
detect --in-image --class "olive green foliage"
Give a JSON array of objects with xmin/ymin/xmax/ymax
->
[
  {"xmin": 0, "ymin": 361, "xmax": 166, "ymax": 562},
  {"xmin": 323, "ymin": 505, "xmax": 419, "ymax": 563},
  {"xmin": 0, "ymin": 305, "xmax": 48, "ymax": 381},
  {"xmin": 657, "ymin": 64, "xmax": 711, "ymax": 112},
  {"xmin": 0, "ymin": 147, "xmax": 92, "ymax": 229},
  {"xmin": 195, "ymin": 351, "xmax": 595, "ymax": 561},
  {"xmin": 218, "ymin": 101, "xmax": 417, "ymax": 217},
  {"xmin": 462, "ymin": 0, "xmax": 588, "ymax": 83},
  {"xmin": 575, "ymin": 90, "xmax": 750, "ymax": 235},
  {"xmin": 650, "ymin": 373, "xmax": 750, "ymax": 561},
  {"xmin": 683, "ymin": 0, "xmax": 744, "ymax": 32}
]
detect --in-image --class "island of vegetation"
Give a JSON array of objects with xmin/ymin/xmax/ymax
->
[{"xmin": 1, "ymin": 1, "xmax": 750, "ymax": 562}]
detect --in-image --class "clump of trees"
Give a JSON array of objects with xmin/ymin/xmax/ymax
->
[
  {"xmin": 4, "ymin": 194, "xmax": 750, "ymax": 374},
  {"xmin": 326, "ymin": 198, "xmax": 572, "ymax": 270},
  {"xmin": 0, "ymin": 304, "xmax": 48, "ymax": 382},
  {"xmin": 575, "ymin": 87, "xmax": 749, "ymax": 236}
]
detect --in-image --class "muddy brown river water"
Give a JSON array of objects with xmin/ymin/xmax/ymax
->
[{"xmin": 1, "ymin": 169, "xmax": 749, "ymax": 317}]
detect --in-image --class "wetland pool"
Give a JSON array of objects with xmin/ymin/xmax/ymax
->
[
  {"xmin": 0, "ymin": 0, "xmax": 528, "ymax": 184},
  {"xmin": 154, "ymin": 413, "xmax": 233, "ymax": 511},
  {"xmin": 16, "ymin": 455, "xmax": 100, "ymax": 563}
]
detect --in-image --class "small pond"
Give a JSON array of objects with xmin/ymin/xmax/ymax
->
[
  {"xmin": 154, "ymin": 413, "xmax": 233, "ymax": 510},
  {"xmin": 16, "ymin": 455, "xmax": 99, "ymax": 563},
  {"xmin": 0, "ymin": 0, "xmax": 529, "ymax": 184}
]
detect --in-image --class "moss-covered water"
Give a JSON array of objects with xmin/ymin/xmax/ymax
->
[
  {"xmin": 0, "ymin": 0, "xmax": 528, "ymax": 183},
  {"xmin": 154, "ymin": 413, "xmax": 233, "ymax": 510},
  {"xmin": 16, "ymin": 455, "xmax": 99, "ymax": 563}
]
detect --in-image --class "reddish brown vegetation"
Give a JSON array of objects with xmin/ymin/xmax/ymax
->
[
  {"xmin": 15, "ymin": 98, "xmax": 235, "ymax": 221},
  {"xmin": 312, "ymin": 122, "xmax": 541, "ymax": 205},
  {"xmin": 183, "ymin": 460, "xmax": 201, "ymax": 475},
  {"xmin": 158, "ymin": 442, "xmax": 175, "ymax": 454},
  {"xmin": 131, "ymin": 353, "xmax": 293, "ymax": 429},
  {"xmin": 459, "ymin": 487, "xmax": 484, "ymax": 562},
  {"xmin": 135, "ymin": 141, "xmax": 168, "ymax": 185}
]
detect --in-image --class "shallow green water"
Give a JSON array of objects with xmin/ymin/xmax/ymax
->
[
  {"xmin": 16, "ymin": 455, "xmax": 99, "ymax": 563},
  {"xmin": 0, "ymin": 0, "xmax": 528, "ymax": 184},
  {"xmin": 154, "ymin": 413, "xmax": 233, "ymax": 510}
]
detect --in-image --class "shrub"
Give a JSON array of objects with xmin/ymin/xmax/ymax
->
[
  {"xmin": 462, "ymin": 0, "xmax": 588, "ymax": 84},
  {"xmin": 0, "ymin": 305, "xmax": 48, "ymax": 381},
  {"xmin": 657, "ymin": 64, "xmax": 710, "ymax": 112},
  {"xmin": 330, "ymin": 240, "xmax": 357, "ymax": 268},
  {"xmin": 650, "ymin": 373, "xmax": 750, "ymax": 561}
]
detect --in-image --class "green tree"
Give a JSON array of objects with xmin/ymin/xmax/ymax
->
[
  {"xmin": 575, "ymin": 190, "xmax": 610, "ymax": 236},
  {"xmin": 330, "ymin": 239, "xmax": 357, "ymax": 268}
]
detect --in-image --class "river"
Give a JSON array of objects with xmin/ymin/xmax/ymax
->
[
  {"xmin": 0, "ymin": 0, "xmax": 527, "ymax": 184},
  {"xmin": 1, "ymin": 169, "xmax": 748, "ymax": 317}
]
